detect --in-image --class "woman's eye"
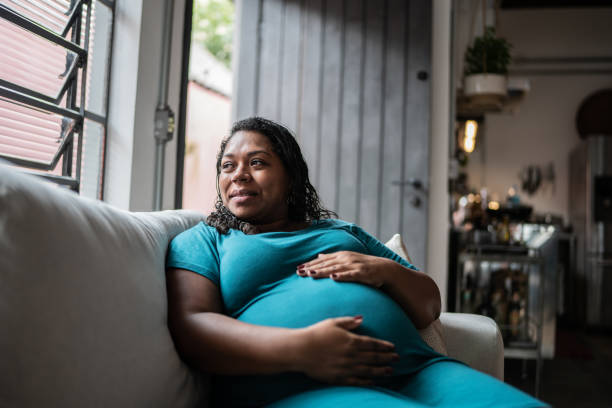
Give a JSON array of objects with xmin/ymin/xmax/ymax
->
[
  {"xmin": 251, "ymin": 159, "xmax": 265, "ymax": 166},
  {"xmin": 222, "ymin": 162, "xmax": 234, "ymax": 170}
]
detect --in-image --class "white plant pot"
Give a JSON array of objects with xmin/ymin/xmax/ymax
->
[{"xmin": 464, "ymin": 74, "xmax": 507, "ymax": 97}]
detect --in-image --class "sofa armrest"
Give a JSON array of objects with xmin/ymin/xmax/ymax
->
[{"xmin": 439, "ymin": 312, "xmax": 504, "ymax": 381}]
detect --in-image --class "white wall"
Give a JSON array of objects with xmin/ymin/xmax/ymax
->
[
  {"xmin": 462, "ymin": 8, "xmax": 612, "ymax": 223},
  {"xmin": 104, "ymin": 0, "xmax": 186, "ymax": 211},
  {"xmin": 429, "ymin": 0, "xmax": 452, "ymax": 312}
]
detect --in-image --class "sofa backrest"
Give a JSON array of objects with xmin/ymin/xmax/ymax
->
[{"xmin": 0, "ymin": 164, "xmax": 207, "ymax": 407}]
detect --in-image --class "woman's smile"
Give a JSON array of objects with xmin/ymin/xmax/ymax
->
[{"xmin": 230, "ymin": 190, "xmax": 259, "ymax": 204}]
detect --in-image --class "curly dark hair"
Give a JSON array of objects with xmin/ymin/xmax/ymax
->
[{"xmin": 206, "ymin": 117, "xmax": 337, "ymax": 234}]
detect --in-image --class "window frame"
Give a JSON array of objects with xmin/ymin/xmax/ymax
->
[{"xmin": 0, "ymin": 0, "xmax": 115, "ymax": 195}]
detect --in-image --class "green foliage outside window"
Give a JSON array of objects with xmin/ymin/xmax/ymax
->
[{"xmin": 192, "ymin": 0, "xmax": 234, "ymax": 68}]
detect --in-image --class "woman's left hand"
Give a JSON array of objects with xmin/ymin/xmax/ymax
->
[{"xmin": 297, "ymin": 251, "xmax": 394, "ymax": 288}]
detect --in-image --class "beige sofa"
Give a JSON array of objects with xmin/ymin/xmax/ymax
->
[{"xmin": 0, "ymin": 163, "xmax": 503, "ymax": 407}]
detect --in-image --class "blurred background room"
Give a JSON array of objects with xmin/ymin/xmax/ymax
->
[{"xmin": 1, "ymin": 0, "xmax": 611, "ymax": 406}]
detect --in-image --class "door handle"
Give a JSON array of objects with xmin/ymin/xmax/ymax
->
[{"xmin": 391, "ymin": 178, "xmax": 424, "ymax": 190}]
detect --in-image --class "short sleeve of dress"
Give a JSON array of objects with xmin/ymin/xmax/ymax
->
[
  {"xmin": 347, "ymin": 223, "xmax": 419, "ymax": 271},
  {"xmin": 166, "ymin": 222, "xmax": 221, "ymax": 286}
]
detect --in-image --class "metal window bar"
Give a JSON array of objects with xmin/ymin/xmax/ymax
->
[
  {"xmin": 98, "ymin": 0, "xmax": 114, "ymax": 200},
  {"xmin": 20, "ymin": 168, "xmax": 79, "ymax": 189},
  {"xmin": 0, "ymin": 87, "xmax": 81, "ymax": 120},
  {"xmin": 75, "ymin": 0, "xmax": 92, "ymax": 183},
  {"xmin": 6, "ymin": 0, "xmax": 66, "ymax": 31},
  {"xmin": 62, "ymin": 0, "xmax": 86, "ymax": 37},
  {"xmin": 63, "ymin": 0, "xmax": 82, "ymax": 178},
  {"xmin": 2, "ymin": 124, "xmax": 76, "ymax": 171},
  {"xmin": 0, "ymin": 0, "xmax": 90, "ymax": 191},
  {"xmin": 0, "ymin": 4, "xmax": 87, "ymax": 58},
  {"xmin": 0, "ymin": 54, "xmax": 80, "ymax": 105}
]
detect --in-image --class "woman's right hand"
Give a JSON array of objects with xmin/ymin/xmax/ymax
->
[{"xmin": 294, "ymin": 316, "xmax": 399, "ymax": 386}]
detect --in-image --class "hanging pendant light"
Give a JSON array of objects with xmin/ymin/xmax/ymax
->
[{"xmin": 458, "ymin": 119, "xmax": 478, "ymax": 153}]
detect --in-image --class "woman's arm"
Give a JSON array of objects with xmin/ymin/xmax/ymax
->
[
  {"xmin": 377, "ymin": 259, "xmax": 441, "ymax": 329},
  {"xmin": 299, "ymin": 253, "xmax": 441, "ymax": 329},
  {"xmin": 166, "ymin": 268, "xmax": 300, "ymax": 374},
  {"xmin": 166, "ymin": 268, "xmax": 399, "ymax": 384}
]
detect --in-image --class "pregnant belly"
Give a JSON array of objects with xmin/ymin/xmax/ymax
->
[
  {"xmin": 236, "ymin": 275, "xmax": 442, "ymax": 375},
  {"xmin": 215, "ymin": 276, "xmax": 448, "ymax": 407}
]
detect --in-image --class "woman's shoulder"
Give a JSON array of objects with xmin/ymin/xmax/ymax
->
[
  {"xmin": 312, "ymin": 218, "xmax": 359, "ymax": 231},
  {"xmin": 173, "ymin": 220, "xmax": 220, "ymax": 243}
]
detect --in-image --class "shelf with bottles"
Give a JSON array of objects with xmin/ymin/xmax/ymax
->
[
  {"xmin": 500, "ymin": 318, "xmax": 539, "ymax": 349},
  {"xmin": 457, "ymin": 255, "xmax": 543, "ymax": 348},
  {"xmin": 451, "ymin": 184, "xmax": 534, "ymax": 236}
]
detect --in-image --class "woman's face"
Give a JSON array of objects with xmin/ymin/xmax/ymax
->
[{"xmin": 219, "ymin": 130, "xmax": 290, "ymax": 225}]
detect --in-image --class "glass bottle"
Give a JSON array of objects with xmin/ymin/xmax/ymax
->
[
  {"xmin": 497, "ymin": 215, "xmax": 510, "ymax": 244},
  {"xmin": 508, "ymin": 291, "xmax": 521, "ymax": 339}
]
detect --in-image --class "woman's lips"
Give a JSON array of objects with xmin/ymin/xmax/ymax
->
[{"xmin": 230, "ymin": 192, "xmax": 258, "ymax": 203}]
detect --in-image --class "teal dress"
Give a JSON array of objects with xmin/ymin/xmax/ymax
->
[{"xmin": 166, "ymin": 219, "xmax": 548, "ymax": 408}]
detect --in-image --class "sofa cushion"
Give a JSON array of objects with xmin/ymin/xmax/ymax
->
[{"xmin": 0, "ymin": 164, "xmax": 207, "ymax": 407}]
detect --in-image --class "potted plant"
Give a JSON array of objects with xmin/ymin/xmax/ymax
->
[{"xmin": 464, "ymin": 27, "xmax": 512, "ymax": 97}]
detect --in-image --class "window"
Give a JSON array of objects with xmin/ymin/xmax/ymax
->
[
  {"xmin": 0, "ymin": 0, "xmax": 114, "ymax": 199},
  {"xmin": 180, "ymin": 0, "xmax": 234, "ymax": 213}
]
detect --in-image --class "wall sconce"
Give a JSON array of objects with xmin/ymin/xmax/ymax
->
[{"xmin": 458, "ymin": 120, "xmax": 479, "ymax": 153}]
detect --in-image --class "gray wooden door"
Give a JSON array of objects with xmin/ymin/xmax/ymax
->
[{"xmin": 233, "ymin": 0, "xmax": 431, "ymax": 267}]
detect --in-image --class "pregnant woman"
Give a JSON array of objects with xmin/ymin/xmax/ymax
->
[{"xmin": 165, "ymin": 117, "xmax": 548, "ymax": 407}]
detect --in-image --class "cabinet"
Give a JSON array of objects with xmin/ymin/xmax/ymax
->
[{"xmin": 456, "ymin": 245, "xmax": 544, "ymax": 398}]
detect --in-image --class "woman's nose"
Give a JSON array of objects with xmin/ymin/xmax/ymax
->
[{"xmin": 231, "ymin": 165, "xmax": 251, "ymax": 183}]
